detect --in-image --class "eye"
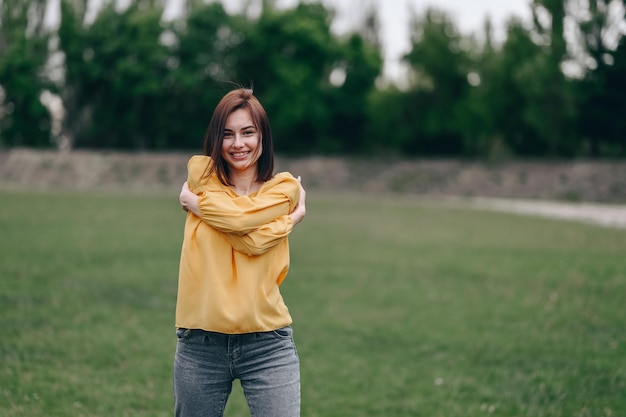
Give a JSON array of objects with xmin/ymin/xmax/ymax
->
[
  {"xmin": 223, "ymin": 131, "xmax": 233, "ymax": 138},
  {"xmin": 243, "ymin": 130, "xmax": 255, "ymax": 136}
]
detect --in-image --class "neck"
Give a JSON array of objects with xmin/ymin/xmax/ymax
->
[{"xmin": 229, "ymin": 168, "xmax": 260, "ymax": 195}]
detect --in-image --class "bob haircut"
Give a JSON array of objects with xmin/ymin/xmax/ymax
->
[{"xmin": 202, "ymin": 88, "xmax": 275, "ymax": 185}]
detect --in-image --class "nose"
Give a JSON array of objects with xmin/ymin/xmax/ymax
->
[{"xmin": 233, "ymin": 134, "xmax": 244, "ymax": 147}]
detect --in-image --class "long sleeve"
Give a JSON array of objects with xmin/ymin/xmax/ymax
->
[
  {"xmin": 195, "ymin": 183, "xmax": 297, "ymax": 235},
  {"xmin": 221, "ymin": 215, "xmax": 293, "ymax": 256},
  {"xmin": 184, "ymin": 155, "xmax": 300, "ymax": 253}
]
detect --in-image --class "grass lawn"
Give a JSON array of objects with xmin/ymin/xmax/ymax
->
[{"xmin": 1, "ymin": 189, "xmax": 625, "ymax": 417}]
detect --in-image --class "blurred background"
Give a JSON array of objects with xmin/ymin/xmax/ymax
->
[
  {"xmin": 2, "ymin": 3, "xmax": 626, "ymax": 416},
  {"xmin": 1, "ymin": 0, "xmax": 625, "ymax": 158}
]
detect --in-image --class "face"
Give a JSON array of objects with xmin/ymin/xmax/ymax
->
[{"xmin": 221, "ymin": 108, "xmax": 262, "ymax": 174}]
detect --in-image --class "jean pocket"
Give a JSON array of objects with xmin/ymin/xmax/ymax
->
[
  {"xmin": 271, "ymin": 326, "xmax": 293, "ymax": 339},
  {"xmin": 176, "ymin": 328, "xmax": 192, "ymax": 340}
]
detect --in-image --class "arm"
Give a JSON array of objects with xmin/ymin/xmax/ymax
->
[
  {"xmin": 180, "ymin": 177, "xmax": 306, "ymax": 224},
  {"xmin": 180, "ymin": 175, "xmax": 300, "ymax": 235},
  {"xmin": 197, "ymin": 194, "xmax": 289, "ymax": 235},
  {"xmin": 180, "ymin": 177, "xmax": 307, "ymax": 256},
  {"xmin": 180, "ymin": 181, "xmax": 200, "ymax": 214},
  {"xmin": 222, "ymin": 215, "xmax": 293, "ymax": 256},
  {"xmin": 289, "ymin": 176, "xmax": 306, "ymax": 226},
  {"xmin": 226, "ymin": 177, "xmax": 306, "ymax": 255},
  {"xmin": 182, "ymin": 185, "xmax": 297, "ymax": 236},
  {"xmin": 180, "ymin": 154, "xmax": 296, "ymax": 234}
]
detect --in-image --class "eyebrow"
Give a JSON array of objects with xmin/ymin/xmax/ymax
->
[{"xmin": 224, "ymin": 125, "xmax": 256, "ymax": 131}]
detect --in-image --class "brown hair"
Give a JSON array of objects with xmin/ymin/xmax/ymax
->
[{"xmin": 203, "ymin": 88, "xmax": 274, "ymax": 184}]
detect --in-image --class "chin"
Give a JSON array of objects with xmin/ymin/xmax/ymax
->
[{"xmin": 230, "ymin": 161, "xmax": 253, "ymax": 170}]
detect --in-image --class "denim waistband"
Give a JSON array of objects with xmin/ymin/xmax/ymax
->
[{"xmin": 176, "ymin": 326, "xmax": 292, "ymax": 344}]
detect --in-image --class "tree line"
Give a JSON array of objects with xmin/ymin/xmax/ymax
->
[{"xmin": 1, "ymin": 0, "xmax": 625, "ymax": 157}]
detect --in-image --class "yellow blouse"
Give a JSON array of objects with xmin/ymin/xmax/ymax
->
[{"xmin": 175, "ymin": 155, "xmax": 300, "ymax": 333}]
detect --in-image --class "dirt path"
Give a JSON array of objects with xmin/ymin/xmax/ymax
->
[{"xmin": 443, "ymin": 197, "xmax": 626, "ymax": 229}]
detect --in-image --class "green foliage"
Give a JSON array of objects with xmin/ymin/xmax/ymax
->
[
  {"xmin": 230, "ymin": 2, "xmax": 340, "ymax": 153},
  {"xmin": 402, "ymin": 8, "xmax": 473, "ymax": 155},
  {"xmin": 60, "ymin": 1, "xmax": 171, "ymax": 149},
  {"xmin": 1, "ymin": 0, "xmax": 625, "ymax": 157},
  {"xmin": 0, "ymin": 0, "xmax": 52, "ymax": 148},
  {"xmin": 364, "ymin": 86, "xmax": 415, "ymax": 153},
  {"xmin": 519, "ymin": 0, "xmax": 579, "ymax": 156},
  {"xmin": 483, "ymin": 20, "xmax": 542, "ymax": 156},
  {"xmin": 1, "ymin": 189, "xmax": 626, "ymax": 416},
  {"xmin": 52, "ymin": 0, "xmax": 381, "ymax": 154},
  {"xmin": 320, "ymin": 32, "xmax": 382, "ymax": 153},
  {"xmin": 576, "ymin": 0, "xmax": 626, "ymax": 156},
  {"xmin": 165, "ymin": 2, "xmax": 236, "ymax": 148}
]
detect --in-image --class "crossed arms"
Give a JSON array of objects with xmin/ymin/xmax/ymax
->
[{"xmin": 179, "ymin": 178, "xmax": 306, "ymax": 256}]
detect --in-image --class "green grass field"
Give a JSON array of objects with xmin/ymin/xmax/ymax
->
[{"xmin": 1, "ymin": 189, "xmax": 625, "ymax": 417}]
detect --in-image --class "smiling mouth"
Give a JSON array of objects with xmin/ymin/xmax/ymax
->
[{"xmin": 231, "ymin": 151, "xmax": 250, "ymax": 158}]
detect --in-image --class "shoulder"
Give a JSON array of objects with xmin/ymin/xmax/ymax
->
[
  {"xmin": 187, "ymin": 155, "xmax": 211, "ymax": 171},
  {"xmin": 272, "ymin": 172, "xmax": 298, "ymax": 184},
  {"xmin": 187, "ymin": 155, "xmax": 221, "ymax": 190},
  {"xmin": 264, "ymin": 172, "xmax": 298, "ymax": 191},
  {"xmin": 259, "ymin": 172, "xmax": 300, "ymax": 206}
]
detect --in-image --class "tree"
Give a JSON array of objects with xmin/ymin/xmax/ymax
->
[
  {"xmin": 402, "ymin": 8, "xmax": 472, "ymax": 155},
  {"xmin": 326, "ymin": 5, "xmax": 383, "ymax": 153},
  {"xmin": 365, "ymin": 86, "xmax": 416, "ymax": 155},
  {"xmin": 228, "ymin": 2, "xmax": 340, "ymax": 153},
  {"xmin": 165, "ymin": 1, "xmax": 239, "ymax": 149},
  {"xmin": 59, "ymin": 0, "xmax": 170, "ymax": 149},
  {"xmin": 0, "ymin": 0, "xmax": 52, "ymax": 147},
  {"xmin": 458, "ymin": 18, "xmax": 504, "ymax": 158},
  {"xmin": 574, "ymin": 0, "xmax": 626, "ymax": 156},
  {"xmin": 485, "ymin": 19, "xmax": 545, "ymax": 156},
  {"xmin": 516, "ymin": 0, "xmax": 579, "ymax": 156},
  {"xmin": 54, "ymin": 0, "xmax": 380, "ymax": 153}
]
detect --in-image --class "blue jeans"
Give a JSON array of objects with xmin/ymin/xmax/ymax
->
[{"xmin": 174, "ymin": 326, "xmax": 300, "ymax": 417}]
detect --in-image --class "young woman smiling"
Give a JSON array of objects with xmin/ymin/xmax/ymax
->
[{"xmin": 175, "ymin": 88, "xmax": 306, "ymax": 417}]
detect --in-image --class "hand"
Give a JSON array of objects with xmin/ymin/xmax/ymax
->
[
  {"xmin": 179, "ymin": 182, "xmax": 199, "ymax": 215},
  {"xmin": 291, "ymin": 176, "xmax": 307, "ymax": 225}
]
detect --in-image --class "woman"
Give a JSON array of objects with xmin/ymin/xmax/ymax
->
[{"xmin": 175, "ymin": 88, "xmax": 306, "ymax": 417}]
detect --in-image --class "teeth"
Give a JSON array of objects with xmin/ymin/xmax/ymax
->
[{"xmin": 232, "ymin": 152, "xmax": 249, "ymax": 157}]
